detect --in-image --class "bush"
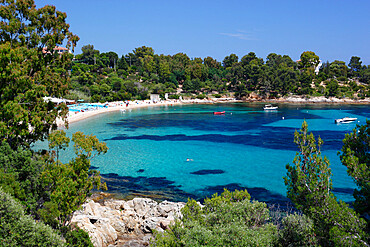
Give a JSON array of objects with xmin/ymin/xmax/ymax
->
[
  {"xmin": 337, "ymin": 76, "xmax": 347, "ymax": 82},
  {"xmin": 152, "ymin": 189, "xmax": 278, "ymax": 246},
  {"xmin": 168, "ymin": 94, "xmax": 180, "ymax": 99},
  {"xmin": 0, "ymin": 188, "xmax": 64, "ymax": 246},
  {"xmin": 196, "ymin": 94, "xmax": 206, "ymax": 99},
  {"xmin": 277, "ymin": 213, "xmax": 317, "ymax": 246},
  {"xmin": 0, "ymin": 142, "xmax": 45, "ymax": 215},
  {"xmin": 61, "ymin": 226, "xmax": 94, "ymax": 247}
]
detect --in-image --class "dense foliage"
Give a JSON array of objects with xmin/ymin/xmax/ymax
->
[
  {"xmin": 284, "ymin": 121, "xmax": 368, "ymax": 246},
  {"xmin": 152, "ymin": 189, "xmax": 323, "ymax": 247},
  {"xmin": 0, "ymin": 0, "xmax": 78, "ymax": 148},
  {"xmin": 40, "ymin": 130, "xmax": 107, "ymax": 226},
  {"xmin": 0, "ymin": 133, "xmax": 105, "ymax": 243},
  {"xmin": 0, "ymin": 1, "xmax": 101, "ymax": 245},
  {"xmin": 340, "ymin": 120, "xmax": 370, "ymax": 226},
  {"xmin": 69, "ymin": 45, "xmax": 370, "ymax": 103},
  {"xmin": 0, "ymin": 188, "xmax": 65, "ymax": 247},
  {"xmin": 152, "ymin": 189, "xmax": 279, "ymax": 247}
]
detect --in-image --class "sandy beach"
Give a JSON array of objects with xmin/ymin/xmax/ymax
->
[
  {"xmin": 57, "ymin": 100, "xmax": 185, "ymax": 127},
  {"xmin": 57, "ymin": 96, "xmax": 369, "ymax": 127}
]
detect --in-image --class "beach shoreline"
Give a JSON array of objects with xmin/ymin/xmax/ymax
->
[
  {"xmin": 57, "ymin": 96, "xmax": 370, "ymax": 126},
  {"xmin": 57, "ymin": 100, "xmax": 183, "ymax": 127}
]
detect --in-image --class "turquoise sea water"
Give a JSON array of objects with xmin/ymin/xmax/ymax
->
[{"xmin": 36, "ymin": 103, "xmax": 369, "ymax": 204}]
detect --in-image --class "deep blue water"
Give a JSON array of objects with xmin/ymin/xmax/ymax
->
[{"xmin": 36, "ymin": 103, "xmax": 370, "ymax": 205}]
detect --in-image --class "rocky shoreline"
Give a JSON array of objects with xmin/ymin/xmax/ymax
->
[
  {"xmin": 71, "ymin": 196, "xmax": 186, "ymax": 247},
  {"xmin": 234, "ymin": 94, "xmax": 370, "ymax": 104},
  {"xmin": 271, "ymin": 95, "xmax": 370, "ymax": 104}
]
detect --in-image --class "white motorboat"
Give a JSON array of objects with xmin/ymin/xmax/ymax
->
[
  {"xmin": 335, "ymin": 117, "xmax": 357, "ymax": 124},
  {"xmin": 264, "ymin": 104, "xmax": 278, "ymax": 110}
]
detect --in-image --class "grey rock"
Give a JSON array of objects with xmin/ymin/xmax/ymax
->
[{"xmin": 71, "ymin": 197, "xmax": 185, "ymax": 247}]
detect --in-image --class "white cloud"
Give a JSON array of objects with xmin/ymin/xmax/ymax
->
[{"xmin": 219, "ymin": 30, "xmax": 258, "ymax": 41}]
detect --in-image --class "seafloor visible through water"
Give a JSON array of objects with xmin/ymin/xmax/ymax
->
[{"xmin": 35, "ymin": 103, "xmax": 370, "ymax": 206}]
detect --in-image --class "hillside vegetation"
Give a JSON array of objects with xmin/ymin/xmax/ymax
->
[{"xmin": 69, "ymin": 45, "xmax": 370, "ymax": 102}]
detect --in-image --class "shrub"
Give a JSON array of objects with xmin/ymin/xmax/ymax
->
[
  {"xmin": 277, "ymin": 213, "xmax": 317, "ymax": 246},
  {"xmin": 61, "ymin": 226, "xmax": 94, "ymax": 247},
  {"xmin": 152, "ymin": 189, "xmax": 278, "ymax": 246},
  {"xmin": 337, "ymin": 76, "xmax": 347, "ymax": 82},
  {"xmin": 0, "ymin": 188, "xmax": 64, "ymax": 246},
  {"xmin": 168, "ymin": 94, "xmax": 180, "ymax": 99},
  {"xmin": 196, "ymin": 94, "xmax": 206, "ymax": 99}
]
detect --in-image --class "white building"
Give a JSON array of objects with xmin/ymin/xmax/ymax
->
[
  {"xmin": 150, "ymin": 94, "xmax": 160, "ymax": 102},
  {"xmin": 315, "ymin": 60, "xmax": 322, "ymax": 75}
]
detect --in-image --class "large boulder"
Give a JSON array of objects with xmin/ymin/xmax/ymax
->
[{"xmin": 71, "ymin": 197, "xmax": 185, "ymax": 247}]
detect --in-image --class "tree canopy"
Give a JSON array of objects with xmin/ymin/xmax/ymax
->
[
  {"xmin": 284, "ymin": 121, "xmax": 368, "ymax": 246},
  {"xmin": 68, "ymin": 45, "xmax": 370, "ymax": 104},
  {"xmin": 0, "ymin": 0, "xmax": 79, "ymax": 148}
]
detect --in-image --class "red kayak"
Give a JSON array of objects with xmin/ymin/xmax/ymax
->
[{"xmin": 213, "ymin": 111, "xmax": 225, "ymax": 115}]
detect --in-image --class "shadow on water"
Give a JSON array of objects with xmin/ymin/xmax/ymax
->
[
  {"xmin": 100, "ymin": 173, "xmax": 296, "ymax": 208},
  {"xmin": 100, "ymin": 172, "xmax": 355, "ymax": 209},
  {"xmin": 190, "ymin": 169, "xmax": 225, "ymax": 175},
  {"xmin": 104, "ymin": 127, "xmax": 347, "ymax": 151},
  {"xmin": 107, "ymin": 110, "xmax": 323, "ymax": 133},
  {"xmin": 332, "ymin": 187, "xmax": 355, "ymax": 196},
  {"xmin": 100, "ymin": 173, "xmax": 194, "ymax": 202},
  {"xmin": 195, "ymin": 183, "xmax": 293, "ymax": 208}
]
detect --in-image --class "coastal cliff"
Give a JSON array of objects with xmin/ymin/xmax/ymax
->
[{"xmin": 71, "ymin": 197, "xmax": 185, "ymax": 247}]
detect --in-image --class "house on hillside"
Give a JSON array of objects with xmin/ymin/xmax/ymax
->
[
  {"xmin": 43, "ymin": 97, "xmax": 75, "ymax": 105},
  {"xmin": 42, "ymin": 46, "xmax": 71, "ymax": 55}
]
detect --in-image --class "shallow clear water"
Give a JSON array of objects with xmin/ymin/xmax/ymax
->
[{"xmin": 35, "ymin": 103, "xmax": 369, "ymax": 204}]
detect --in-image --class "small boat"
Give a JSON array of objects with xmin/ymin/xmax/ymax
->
[
  {"xmin": 335, "ymin": 117, "xmax": 357, "ymax": 124},
  {"xmin": 213, "ymin": 111, "xmax": 225, "ymax": 115},
  {"xmin": 264, "ymin": 104, "xmax": 278, "ymax": 110}
]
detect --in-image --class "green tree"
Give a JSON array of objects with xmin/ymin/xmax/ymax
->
[
  {"xmin": 117, "ymin": 55, "xmax": 129, "ymax": 70},
  {"xmin": 0, "ymin": 141, "xmax": 45, "ymax": 214},
  {"xmin": 80, "ymin": 44, "xmax": 99, "ymax": 65},
  {"xmin": 284, "ymin": 121, "xmax": 368, "ymax": 246},
  {"xmin": 99, "ymin": 51, "xmax": 118, "ymax": 70},
  {"xmin": 40, "ymin": 131, "xmax": 108, "ymax": 226},
  {"xmin": 326, "ymin": 79, "xmax": 339, "ymax": 97},
  {"xmin": 329, "ymin": 60, "xmax": 348, "ymax": 79},
  {"xmin": 222, "ymin": 53, "xmax": 238, "ymax": 68},
  {"xmin": 340, "ymin": 120, "xmax": 370, "ymax": 221},
  {"xmin": 48, "ymin": 130, "xmax": 70, "ymax": 162},
  {"xmin": 241, "ymin": 52, "xmax": 261, "ymax": 66},
  {"xmin": 299, "ymin": 51, "xmax": 320, "ymax": 69},
  {"xmin": 0, "ymin": 0, "xmax": 79, "ymax": 148},
  {"xmin": 132, "ymin": 46, "xmax": 154, "ymax": 68},
  {"xmin": 349, "ymin": 56, "xmax": 363, "ymax": 77},
  {"xmin": 158, "ymin": 59, "xmax": 171, "ymax": 83},
  {"xmin": 204, "ymin": 56, "xmax": 221, "ymax": 69}
]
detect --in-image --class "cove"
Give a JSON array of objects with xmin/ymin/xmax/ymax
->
[{"xmin": 39, "ymin": 103, "xmax": 369, "ymax": 204}]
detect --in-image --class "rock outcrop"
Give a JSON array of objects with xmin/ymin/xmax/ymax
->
[{"xmin": 71, "ymin": 198, "xmax": 185, "ymax": 247}]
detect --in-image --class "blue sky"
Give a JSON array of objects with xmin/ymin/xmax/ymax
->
[{"xmin": 35, "ymin": 0, "xmax": 370, "ymax": 65}]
